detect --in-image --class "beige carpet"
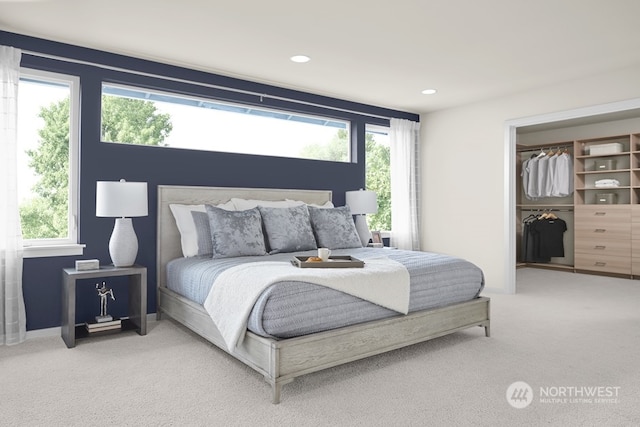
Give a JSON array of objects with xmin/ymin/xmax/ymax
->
[{"xmin": 1, "ymin": 268, "xmax": 639, "ymax": 426}]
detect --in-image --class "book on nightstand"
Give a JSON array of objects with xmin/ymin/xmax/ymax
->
[{"xmin": 85, "ymin": 319, "xmax": 122, "ymax": 333}]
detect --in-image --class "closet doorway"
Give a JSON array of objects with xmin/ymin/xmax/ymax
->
[{"xmin": 505, "ymin": 99, "xmax": 640, "ymax": 293}]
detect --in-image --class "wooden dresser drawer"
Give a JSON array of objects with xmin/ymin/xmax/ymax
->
[
  {"xmin": 632, "ymin": 205, "xmax": 640, "ymax": 223},
  {"xmin": 575, "ymin": 254, "xmax": 631, "ymax": 275},
  {"xmin": 574, "ymin": 238, "xmax": 630, "ymax": 257},
  {"xmin": 632, "ymin": 222, "xmax": 640, "ymax": 239},
  {"xmin": 574, "ymin": 222, "xmax": 630, "ymax": 240},
  {"xmin": 575, "ymin": 206, "xmax": 630, "ymax": 223}
]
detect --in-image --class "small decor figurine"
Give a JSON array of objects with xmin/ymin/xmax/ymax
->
[{"xmin": 95, "ymin": 281, "xmax": 115, "ymax": 323}]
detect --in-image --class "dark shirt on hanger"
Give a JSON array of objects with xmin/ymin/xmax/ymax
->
[{"xmin": 530, "ymin": 218, "xmax": 567, "ymax": 259}]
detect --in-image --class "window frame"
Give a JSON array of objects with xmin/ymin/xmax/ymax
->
[
  {"xmin": 100, "ymin": 82, "xmax": 352, "ymax": 163},
  {"xmin": 19, "ymin": 68, "xmax": 84, "ymax": 258}
]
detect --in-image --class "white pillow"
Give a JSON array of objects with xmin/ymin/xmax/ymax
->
[
  {"xmin": 169, "ymin": 201, "xmax": 235, "ymax": 257},
  {"xmin": 230, "ymin": 198, "xmax": 304, "ymax": 211},
  {"xmin": 286, "ymin": 199, "xmax": 334, "ymax": 209}
]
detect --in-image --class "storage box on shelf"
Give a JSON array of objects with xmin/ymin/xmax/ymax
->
[{"xmin": 587, "ymin": 142, "xmax": 624, "ymax": 155}]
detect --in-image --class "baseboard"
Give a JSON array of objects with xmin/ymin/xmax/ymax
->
[{"xmin": 26, "ymin": 313, "xmax": 158, "ymax": 340}]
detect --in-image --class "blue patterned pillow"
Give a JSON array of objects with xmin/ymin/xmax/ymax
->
[
  {"xmin": 258, "ymin": 205, "xmax": 317, "ymax": 254},
  {"xmin": 205, "ymin": 205, "xmax": 267, "ymax": 259},
  {"xmin": 308, "ymin": 205, "xmax": 362, "ymax": 249},
  {"xmin": 191, "ymin": 211, "xmax": 213, "ymax": 256}
]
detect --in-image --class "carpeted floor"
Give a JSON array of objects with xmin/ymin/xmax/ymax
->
[{"xmin": 1, "ymin": 268, "xmax": 639, "ymax": 426}]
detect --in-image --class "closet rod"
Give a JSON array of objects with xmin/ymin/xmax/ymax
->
[
  {"xmin": 516, "ymin": 143, "xmax": 573, "ymax": 153},
  {"xmin": 520, "ymin": 208, "xmax": 574, "ymax": 212}
]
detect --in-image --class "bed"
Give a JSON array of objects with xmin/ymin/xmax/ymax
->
[{"xmin": 156, "ymin": 185, "xmax": 490, "ymax": 403}]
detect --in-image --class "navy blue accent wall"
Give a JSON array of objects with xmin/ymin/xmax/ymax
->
[{"xmin": 1, "ymin": 31, "xmax": 419, "ymax": 331}]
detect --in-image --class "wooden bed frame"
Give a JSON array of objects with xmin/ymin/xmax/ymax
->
[{"xmin": 156, "ymin": 185, "xmax": 490, "ymax": 403}]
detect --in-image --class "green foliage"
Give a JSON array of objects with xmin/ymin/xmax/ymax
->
[
  {"xmin": 300, "ymin": 129, "xmax": 349, "ymax": 162},
  {"xmin": 300, "ymin": 129, "xmax": 391, "ymax": 231},
  {"xmin": 19, "ymin": 197, "xmax": 68, "ymax": 239},
  {"xmin": 20, "ymin": 96, "xmax": 172, "ymax": 239},
  {"xmin": 101, "ymin": 96, "xmax": 173, "ymax": 146},
  {"xmin": 365, "ymin": 137, "xmax": 391, "ymax": 232}
]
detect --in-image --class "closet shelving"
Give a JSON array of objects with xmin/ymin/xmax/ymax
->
[
  {"xmin": 574, "ymin": 135, "xmax": 632, "ymax": 205},
  {"xmin": 518, "ymin": 133, "xmax": 640, "ymax": 277}
]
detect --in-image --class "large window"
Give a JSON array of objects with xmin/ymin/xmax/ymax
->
[
  {"xmin": 365, "ymin": 124, "xmax": 391, "ymax": 231},
  {"xmin": 17, "ymin": 69, "xmax": 81, "ymax": 256},
  {"xmin": 101, "ymin": 84, "xmax": 351, "ymax": 162}
]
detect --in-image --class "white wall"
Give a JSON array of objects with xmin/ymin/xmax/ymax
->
[{"xmin": 420, "ymin": 63, "xmax": 640, "ymax": 292}]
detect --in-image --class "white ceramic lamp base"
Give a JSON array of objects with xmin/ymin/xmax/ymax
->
[
  {"xmin": 109, "ymin": 218, "xmax": 139, "ymax": 267},
  {"xmin": 354, "ymin": 215, "xmax": 371, "ymax": 247}
]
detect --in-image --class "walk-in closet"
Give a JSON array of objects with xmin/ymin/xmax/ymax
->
[{"xmin": 516, "ymin": 114, "xmax": 640, "ymax": 279}]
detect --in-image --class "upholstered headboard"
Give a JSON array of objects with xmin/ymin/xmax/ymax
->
[{"xmin": 156, "ymin": 185, "xmax": 333, "ymax": 289}]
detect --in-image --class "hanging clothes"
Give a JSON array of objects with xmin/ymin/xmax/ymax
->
[
  {"xmin": 553, "ymin": 152, "xmax": 573, "ymax": 197},
  {"xmin": 522, "ymin": 214, "xmax": 567, "ymax": 262},
  {"xmin": 521, "ymin": 149, "xmax": 573, "ymax": 199}
]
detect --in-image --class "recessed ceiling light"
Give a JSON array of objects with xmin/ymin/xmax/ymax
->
[
  {"xmin": 290, "ymin": 55, "xmax": 311, "ymax": 63},
  {"xmin": 421, "ymin": 89, "xmax": 437, "ymax": 95}
]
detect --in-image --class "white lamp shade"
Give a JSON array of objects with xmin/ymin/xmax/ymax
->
[
  {"xmin": 345, "ymin": 189, "xmax": 377, "ymax": 215},
  {"xmin": 96, "ymin": 180, "xmax": 148, "ymax": 218}
]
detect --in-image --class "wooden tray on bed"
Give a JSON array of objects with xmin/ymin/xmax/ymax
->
[{"xmin": 292, "ymin": 255, "xmax": 365, "ymax": 268}]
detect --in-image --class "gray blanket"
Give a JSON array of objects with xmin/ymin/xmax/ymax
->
[{"xmin": 167, "ymin": 248, "xmax": 484, "ymax": 339}]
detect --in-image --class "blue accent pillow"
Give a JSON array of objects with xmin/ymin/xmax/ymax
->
[
  {"xmin": 205, "ymin": 205, "xmax": 267, "ymax": 259},
  {"xmin": 258, "ymin": 205, "xmax": 317, "ymax": 254},
  {"xmin": 308, "ymin": 205, "xmax": 362, "ymax": 249},
  {"xmin": 191, "ymin": 211, "xmax": 213, "ymax": 256}
]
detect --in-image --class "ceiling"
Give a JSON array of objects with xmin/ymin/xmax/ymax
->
[{"xmin": 2, "ymin": 0, "xmax": 640, "ymax": 114}]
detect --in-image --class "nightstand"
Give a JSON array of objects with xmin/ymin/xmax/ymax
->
[{"xmin": 61, "ymin": 265, "xmax": 147, "ymax": 348}]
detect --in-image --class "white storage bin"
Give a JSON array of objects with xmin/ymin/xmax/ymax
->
[{"xmin": 588, "ymin": 143, "xmax": 623, "ymax": 155}]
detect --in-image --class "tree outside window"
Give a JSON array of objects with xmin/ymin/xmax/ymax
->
[{"xmin": 18, "ymin": 81, "xmax": 172, "ymax": 240}]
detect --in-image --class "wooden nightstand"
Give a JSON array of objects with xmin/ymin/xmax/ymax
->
[{"xmin": 61, "ymin": 265, "xmax": 147, "ymax": 348}]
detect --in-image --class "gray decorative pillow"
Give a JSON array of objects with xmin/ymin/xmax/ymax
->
[
  {"xmin": 191, "ymin": 211, "xmax": 213, "ymax": 256},
  {"xmin": 258, "ymin": 205, "xmax": 317, "ymax": 254},
  {"xmin": 308, "ymin": 205, "xmax": 362, "ymax": 249},
  {"xmin": 205, "ymin": 205, "xmax": 267, "ymax": 259}
]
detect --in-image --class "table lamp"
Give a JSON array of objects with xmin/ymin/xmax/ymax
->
[
  {"xmin": 345, "ymin": 189, "xmax": 378, "ymax": 246},
  {"xmin": 96, "ymin": 179, "xmax": 148, "ymax": 267}
]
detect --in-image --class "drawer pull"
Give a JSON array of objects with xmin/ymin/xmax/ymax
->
[
  {"xmin": 594, "ymin": 262, "xmax": 607, "ymax": 267},
  {"xmin": 594, "ymin": 229, "xmax": 606, "ymax": 233},
  {"xmin": 594, "ymin": 212, "xmax": 607, "ymax": 216},
  {"xmin": 594, "ymin": 245, "xmax": 606, "ymax": 250}
]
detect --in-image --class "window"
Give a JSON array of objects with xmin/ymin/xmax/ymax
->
[
  {"xmin": 17, "ymin": 69, "xmax": 81, "ymax": 257},
  {"xmin": 365, "ymin": 124, "xmax": 391, "ymax": 231},
  {"xmin": 101, "ymin": 83, "xmax": 351, "ymax": 162}
]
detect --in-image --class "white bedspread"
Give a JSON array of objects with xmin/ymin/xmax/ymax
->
[{"xmin": 203, "ymin": 256, "xmax": 410, "ymax": 350}]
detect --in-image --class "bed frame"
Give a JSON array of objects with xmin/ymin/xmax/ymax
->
[{"xmin": 156, "ymin": 185, "xmax": 490, "ymax": 403}]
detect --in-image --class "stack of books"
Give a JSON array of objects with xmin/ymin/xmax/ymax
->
[{"xmin": 85, "ymin": 319, "xmax": 122, "ymax": 333}]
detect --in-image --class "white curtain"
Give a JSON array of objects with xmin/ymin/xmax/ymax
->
[
  {"xmin": 1, "ymin": 45, "xmax": 27, "ymax": 345},
  {"xmin": 390, "ymin": 118, "xmax": 421, "ymax": 251}
]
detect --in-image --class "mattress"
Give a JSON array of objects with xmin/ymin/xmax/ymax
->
[{"xmin": 166, "ymin": 247, "xmax": 484, "ymax": 339}]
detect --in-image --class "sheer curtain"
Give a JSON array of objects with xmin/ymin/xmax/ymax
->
[
  {"xmin": 390, "ymin": 118, "xmax": 421, "ymax": 251},
  {"xmin": 1, "ymin": 45, "xmax": 27, "ymax": 345}
]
